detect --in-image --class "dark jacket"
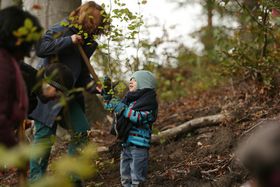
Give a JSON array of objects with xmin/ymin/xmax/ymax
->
[
  {"xmin": 0, "ymin": 49, "xmax": 28, "ymax": 147},
  {"xmin": 30, "ymin": 20, "xmax": 98, "ymax": 127},
  {"xmin": 20, "ymin": 62, "xmax": 38, "ymax": 114}
]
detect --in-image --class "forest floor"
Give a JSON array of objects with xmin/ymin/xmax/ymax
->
[
  {"xmin": 87, "ymin": 80, "xmax": 280, "ymax": 187},
  {"xmin": 2, "ymin": 80, "xmax": 280, "ymax": 187}
]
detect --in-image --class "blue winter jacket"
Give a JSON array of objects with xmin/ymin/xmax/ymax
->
[
  {"xmin": 105, "ymin": 98, "xmax": 157, "ymax": 148},
  {"xmin": 30, "ymin": 19, "xmax": 98, "ymax": 127}
]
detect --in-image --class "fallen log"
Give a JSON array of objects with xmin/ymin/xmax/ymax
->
[{"xmin": 152, "ymin": 113, "xmax": 229, "ymax": 144}]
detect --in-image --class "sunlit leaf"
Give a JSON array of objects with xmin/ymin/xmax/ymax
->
[{"xmin": 24, "ymin": 18, "xmax": 33, "ymax": 29}]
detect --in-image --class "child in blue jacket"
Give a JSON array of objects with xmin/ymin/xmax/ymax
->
[{"xmin": 101, "ymin": 70, "xmax": 158, "ymax": 186}]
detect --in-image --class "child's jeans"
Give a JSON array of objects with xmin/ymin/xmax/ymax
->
[
  {"xmin": 29, "ymin": 121, "xmax": 88, "ymax": 183},
  {"xmin": 120, "ymin": 145, "xmax": 149, "ymax": 187}
]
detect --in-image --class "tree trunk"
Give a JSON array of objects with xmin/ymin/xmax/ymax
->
[
  {"xmin": 23, "ymin": 0, "xmax": 81, "ymax": 66},
  {"xmin": 1, "ymin": 0, "xmax": 22, "ymax": 8},
  {"xmin": 206, "ymin": 0, "xmax": 213, "ymax": 29},
  {"xmin": 23, "ymin": 0, "xmax": 81, "ymax": 29},
  {"xmin": 152, "ymin": 113, "xmax": 229, "ymax": 144},
  {"xmin": 243, "ymin": 0, "xmax": 258, "ymax": 11},
  {"xmin": 204, "ymin": 0, "xmax": 214, "ymax": 54}
]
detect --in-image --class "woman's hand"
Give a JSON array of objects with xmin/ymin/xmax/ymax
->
[
  {"xmin": 96, "ymin": 86, "xmax": 102, "ymax": 93},
  {"xmin": 71, "ymin": 34, "xmax": 83, "ymax": 45}
]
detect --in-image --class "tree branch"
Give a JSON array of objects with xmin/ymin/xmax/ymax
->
[{"xmin": 152, "ymin": 113, "xmax": 230, "ymax": 144}]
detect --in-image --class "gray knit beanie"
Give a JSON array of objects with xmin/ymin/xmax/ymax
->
[{"xmin": 131, "ymin": 70, "xmax": 156, "ymax": 90}]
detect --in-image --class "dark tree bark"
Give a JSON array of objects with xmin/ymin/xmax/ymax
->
[{"xmin": 204, "ymin": 0, "xmax": 214, "ymax": 53}]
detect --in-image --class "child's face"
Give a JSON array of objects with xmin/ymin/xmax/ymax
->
[
  {"xmin": 42, "ymin": 83, "xmax": 59, "ymax": 99},
  {"xmin": 129, "ymin": 78, "xmax": 137, "ymax": 92}
]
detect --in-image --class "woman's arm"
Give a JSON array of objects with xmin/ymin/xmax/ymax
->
[{"xmin": 35, "ymin": 28, "xmax": 73, "ymax": 57}]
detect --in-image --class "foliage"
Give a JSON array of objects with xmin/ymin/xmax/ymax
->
[
  {"xmin": 159, "ymin": 0, "xmax": 280, "ymax": 101},
  {"xmin": 0, "ymin": 143, "xmax": 98, "ymax": 186},
  {"xmin": 218, "ymin": 0, "xmax": 280, "ymax": 87},
  {"xmin": 157, "ymin": 45, "xmax": 225, "ymax": 101},
  {"xmin": 31, "ymin": 144, "xmax": 98, "ymax": 187},
  {"xmin": 13, "ymin": 18, "xmax": 42, "ymax": 46},
  {"xmin": 0, "ymin": 143, "xmax": 44, "ymax": 169}
]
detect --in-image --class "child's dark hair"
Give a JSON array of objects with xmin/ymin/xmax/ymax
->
[
  {"xmin": 0, "ymin": 6, "xmax": 42, "ymax": 55},
  {"xmin": 44, "ymin": 63, "xmax": 75, "ymax": 93}
]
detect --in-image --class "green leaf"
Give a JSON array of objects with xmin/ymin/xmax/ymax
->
[
  {"xmin": 60, "ymin": 21, "xmax": 69, "ymax": 27},
  {"xmin": 152, "ymin": 127, "xmax": 160, "ymax": 135},
  {"xmin": 84, "ymin": 33, "xmax": 88, "ymax": 39},
  {"xmin": 68, "ymin": 16, "xmax": 75, "ymax": 21},
  {"xmin": 141, "ymin": 0, "xmax": 147, "ymax": 4},
  {"xmin": 127, "ymin": 25, "xmax": 136, "ymax": 30},
  {"xmin": 26, "ymin": 33, "xmax": 33, "ymax": 42},
  {"xmin": 18, "ymin": 27, "xmax": 28, "ymax": 36},
  {"xmin": 24, "ymin": 18, "xmax": 33, "ymax": 29}
]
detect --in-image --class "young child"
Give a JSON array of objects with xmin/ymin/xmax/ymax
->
[
  {"xmin": 101, "ymin": 70, "xmax": 158, "ymax": 186},
  {"xmin": 29, "ymin": 63, "xmax": 77, "ymax": 181}
]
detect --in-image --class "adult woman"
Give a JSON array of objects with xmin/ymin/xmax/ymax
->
[{"xmin": 29, "ymin": 1, "xmax": 109, "ymax": 184}]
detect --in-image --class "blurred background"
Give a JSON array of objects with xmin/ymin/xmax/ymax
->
[
  {"xmin": 1, "ymin": 0, "xmax": 280, "ymax": 101},
  {"xmin": 1, "ymin": 1, "xmax": 280, "ymax": 186}
]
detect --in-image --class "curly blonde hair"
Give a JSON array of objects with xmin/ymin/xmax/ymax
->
[{"xmin": 69, "ymin": 1, "xmax": 110, "ymax": 36}]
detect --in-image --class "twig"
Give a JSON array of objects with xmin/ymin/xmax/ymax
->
[
  {"xmin": 241, "ymin": 119, "xmax": 265, "ymax": 137},
  {"xmin": 157, "ymin": 152, "xmax": 195, "ymax": 177},
  {"xmin": 97, "ymin": 170, "xmax": 104, "ymax": 180},
  {"xmin": 201, "ymin": 156, "xmax": 234, "ymax": 176},
  {"xmin": 201, "ymin": 168, "xmax": 219, "ymax": 174},
  {"xmin": 261, "ymin": 7, "xmax": 269, "ymax": 58}
]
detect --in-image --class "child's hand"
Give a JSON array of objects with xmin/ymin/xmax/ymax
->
[
  {"xmin": 85, "ymin": 81, "xmax": 102, "ymax": 94},
  {"xmin": 114, "ymin": 102, "xmax": 127, "ymax": 115}
]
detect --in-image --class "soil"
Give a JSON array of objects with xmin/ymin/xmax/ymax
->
[{"xmin": 2, "ymin": 80, "xmax": 280, "ymax": 187}]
